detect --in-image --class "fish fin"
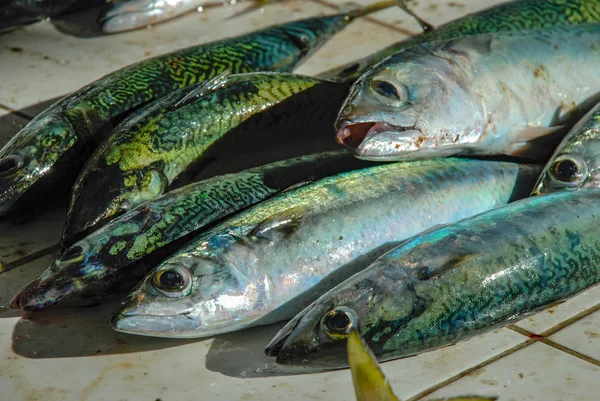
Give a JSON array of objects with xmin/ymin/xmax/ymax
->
[
  {"xmin": 516, "ymin": 126, "xmax": 564, "ymax": 142},
  {"xmin": 348, "ymin": 330, "xmax": 401, "ymax": 401},
  {"xmin": 249, "ymin": 205, "xmax": 308, "ymax": 242},
  {"xmin": 228, "ymin": 231, "xmax": 256, "ymax": 248},
  {"xmin": 278, "ymin": 179, "xmax": 314, "ymax": 195},
  {"xmin": 79, "ymin": 100, "xmax": 113, "ymax": 138},
  {"xmin": 396, "ymin": 0, "xmax": 434, "ymax": 32},
  {"xmin": 507, "ymin": 126, "xmax": 567, "ymax": 161},
  {"xmin": 168, "ymin": 69, "xmax": 231, "ymax": 111},
  {"xmin": 414, "ymin": 252, "xmax": 481, "ymax": 281}
]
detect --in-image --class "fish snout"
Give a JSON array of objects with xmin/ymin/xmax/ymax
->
[{"xmin": 10, "ymin": 275, "xmax": 58, "ymax": 311}]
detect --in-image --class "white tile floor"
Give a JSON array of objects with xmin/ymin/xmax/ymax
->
[{"xmin": 1, "ymin": 1, "xmax": 599, "ymax": 400}]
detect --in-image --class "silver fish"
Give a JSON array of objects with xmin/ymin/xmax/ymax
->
[
  {"xmin": 111, "ymin": 158, "xmax": 539, "ymax": 338},
  {"xmin": 335, "ymin": 24, "xmax": 600, "ymax": 161},
  {"xmin": 267, "ymin": 189, "xmax": 600, "ymax": 368}
]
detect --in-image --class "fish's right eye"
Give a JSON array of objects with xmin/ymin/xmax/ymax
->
[
  {"xmin": 151, "ymin": 266, "xmax": 192, "ymax": 298},
  {"xmin": 321, "ymin": 306, "xmax": 357, "ymax": 340},
  {"xmin": 371, "ymin": 79, "xmax": 406, "ymax": 101},
  {"xmin": 549, "ymin": 155, "xmax": 587, "ymax": 187},
  {"xmin": 0, "ymin": 156, "xmax": 22, "ymax": 175}
]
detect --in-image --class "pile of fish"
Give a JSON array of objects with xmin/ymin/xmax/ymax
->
[{"xmin": 4, "ymin": 0, "xmax": 600, "ymax": 374}]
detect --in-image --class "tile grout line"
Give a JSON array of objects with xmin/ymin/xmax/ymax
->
[
  {"xmin": 540, "ymin": 301, "xmax": 600, "ymax": 337},
  {"xmin": 405, "ymin": 339, "xmax": 536, "ymax": 401},
  {"xmin": 509, "ymin": 322, "xmax": 600, "ymax": 368},
  {"xmin": 309, "ymin": 0, "xmax": 419, "ymax": 36},
  {"xmin": 4, "ymin": 243, "xmax": 61, "ymax": 271},
  {"xmin": 407, "ymin": 302, "xmax": 600, "ymax": 401}
]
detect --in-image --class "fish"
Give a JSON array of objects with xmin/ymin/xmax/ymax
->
[
  {"xmin": 110, "ymin": 158, "xmax": 539, "ymax": 338},
  {"xmin": 334, "ymin": 24, "xmax": 600, "ymax": 162},
  {"xmin": 347, "ymin": 330, "xmax": 496, "ymax": 401},
  {"xmin": 319, "ymin": 0, "xmax": 600, "ymax": 83},
  {"xmin": 0, "ymin": 0, "xmax": 103, "ymax": 32},
  {"xmin": 532, "ymin": 102, "xmax": 600, "ymax": 195},
  {"xmin": 12, "ymin": 150, "xmax": 373, "ymax": 311},
  {"xmin": 51, "ymin": 0, "xmax": 279, "ymax": 37},
  {"xmin": 0, "ymin": 2, "xmax": 394, "ymax": 221},
  {"xmin": 268, "ymin": 189, "xmax": 600, "ymax": 368},
  {"xmin": 61, "ymin": 72, "xmax": 352, "ymax": 247}
]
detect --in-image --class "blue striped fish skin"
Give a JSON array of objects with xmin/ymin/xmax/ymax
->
[
  {"xmin": 269, "ymin": 189, "xmax": 600, "ymax": 368},
  {"xmin": 12, "ymin": 150, "xmax": 371, "ymax": 311},
  {"xmin": 110, "ymin": 158, "xmax": 539, "ymax": 339}
]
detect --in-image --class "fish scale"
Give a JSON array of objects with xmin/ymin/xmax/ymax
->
[
  {"xmin": 0, "ymin": 3, "xmax": 392, "ymax": 219},
  {"xmin": 269, "ymin": 189, "xmax": 600, "ymax": 368},
  {"xmin": 61, "ymin": 72, "xmax": 350, "ymax": 246},
  {"xmin": 12, "ymin": 151, "xmax": 372, "ymax": 311},
  {"xmin": 110, "ymin": 158, "xmax": 540, "ymax": 339}
]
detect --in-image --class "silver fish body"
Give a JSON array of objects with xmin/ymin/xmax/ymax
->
[
  {"xmin": 336, "ymin": 24, "xmax": 600, "ymax": 161},
  {"xmin": 533, "ymin": 102, "xmax": 600, "ymax": 195},
  {"xmin": 111, "ymin": 158, "xmax": 539, "ymax": 338},
  {"xmin": 268, "ymin": 189, "xmax": 600, "ymax": 368}
]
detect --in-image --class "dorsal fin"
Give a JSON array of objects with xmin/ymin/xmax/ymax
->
[
  {"xmin": 168, "ymin": 69, "xmax": 231, "ymax": 111},
  {"xmin": 249, "ymin": 205, "xmax": 308, "ymax": 242},
  {"xmin": 414, "ymin": 252, "xmax": 482, "ymax": 282}
]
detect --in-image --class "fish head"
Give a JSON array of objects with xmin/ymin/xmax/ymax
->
[
  {"xmin": 12, "ymin": 231, "xmax": 123, "ymax": 311},
  {"xmin": 0, "ymin": 112, "xmax": 77, "ymax": 215},
  {"xmin": 335, "ymin": 55, "xmax": 483, "ymax": 161},
  {"xmin": 266, "ymin": 261, "xmax": 420, "ymax": 368},
  {"xmin": 533, "ymin": 106, "xmax": 600, "ymax": 195},
  {"xmin": 111, "ymin": 232, "xmax": 267, "ymax": 338}
]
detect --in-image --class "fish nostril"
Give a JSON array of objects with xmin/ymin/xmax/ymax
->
[
  {"xmin": 336, "ymin": 123, "xmax": 376, "ymax": 149},
  {"xmin": 60, "ymin": 245, "xmax": 84, "ymax": 261},
  {"xmin": 0, "ymin": 156, "xmax": 20, "ymax": 175}
]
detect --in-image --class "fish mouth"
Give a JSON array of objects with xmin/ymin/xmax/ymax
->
[
  {"xmin": 110, "ymin": 310, "xmax": 201, "ymax": 338},
  {"xmin": 336, "ymin": 122, "xmax": 428, "ymax": 159},
  {"xmin": 338, "ymin": 122, "xmax": 467, "ymax": 161},
  {"xmin": 10, "ymin": 274, "xmax": 66, "ymax": 311}
]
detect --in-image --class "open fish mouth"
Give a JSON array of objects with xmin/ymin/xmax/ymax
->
[{"xmin": 336, "ymin": 122, "xmax": 426, "ymax": 159}]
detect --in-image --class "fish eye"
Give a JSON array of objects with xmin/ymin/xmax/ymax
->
[
  {"xmin": 59, "ymin": 245, "xmax": 84, "ymax": 261},
  {"xmin": 371, "ymin": 79, "xmax": 406, "ymax": 101},
  {"xmin": 0, "ymin": 156, "xmax": 23, "ymax": 175},
  {"xmin": 549, "ymin": 155, "xmax": 587, "ymax": 186},
  {"xmin": 321, "ymin": 306, "xmax": 357, "ymax": 339},
  {"xmin": 151, "ymin": 266, "xmax": 192, "ymax": 298}
]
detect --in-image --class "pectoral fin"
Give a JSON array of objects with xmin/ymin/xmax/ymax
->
[{"xmin": 249, "ymin": 205, "xmax": 308, "ymax": 242}]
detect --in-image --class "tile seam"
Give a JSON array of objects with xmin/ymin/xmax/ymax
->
[
  {"xmin": 4, "ymin": 243, "xmax": 60, "ymax": 272},
  {"xmin": 405, "ymin": 339, "xmax": 535, "ymax": 401},
  {"xmin": 508, "ymin": 324, "xmax": 600, "ymax": 368}
]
